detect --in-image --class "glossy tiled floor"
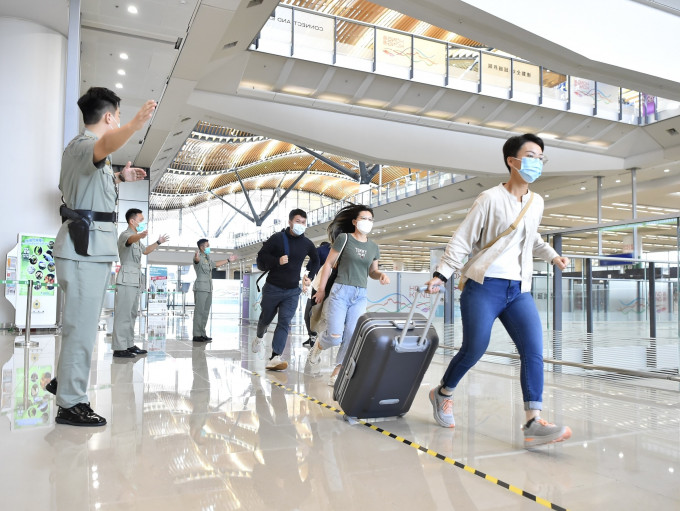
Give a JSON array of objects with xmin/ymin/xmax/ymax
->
[{"xmin": 1, "ymin": 312, "xmax": 679, "ymax": 510}]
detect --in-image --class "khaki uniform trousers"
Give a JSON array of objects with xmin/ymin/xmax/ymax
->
[
  {"xmin": 192, "ymin": 290, "xmax": 212, "ymax": 337},
  {"xmin": 112, "ymin": 284, "xmax": 141, "ymax": 350},
  {"xmin": 55, "ymin": 257, "xmax": 110, "ymax": 408}
]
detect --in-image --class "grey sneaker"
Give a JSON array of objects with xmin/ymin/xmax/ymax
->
[
  {"xmin": 252, "ymin": 336, "xmax": 264, "ymax": 354},
  {"xmin": 306, "ymin": 341, "xmax": 323, "ymax": 366},
  {"xmin": 523, "ymin": 417, "xmax": 572, "ymax": 448},
  {"xmin": 429, "ymin": 386, "xmax": 455, "ymax": 428},
  {"xmin": 265, "ymin": 355, "xmax": 288, "ymax": 371}
]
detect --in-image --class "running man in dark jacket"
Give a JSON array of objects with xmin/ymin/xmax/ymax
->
[{"xmin": 253, "ymin": 208, "xmax": 319, "ymax": 370}]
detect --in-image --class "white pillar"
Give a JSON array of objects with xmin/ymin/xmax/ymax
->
[{"xmin": 0, "ymin": 18, "xmax": 67, "ymax": 325}]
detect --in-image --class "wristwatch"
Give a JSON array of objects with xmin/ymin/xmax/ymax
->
[{"xmin": 432, "ymin": 271, "xmax": 448, "ymax": 283}]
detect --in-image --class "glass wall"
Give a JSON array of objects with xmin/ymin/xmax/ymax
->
[{"xmin": 252, "ymin": 5, "xmax": 680, "ymax": 126}]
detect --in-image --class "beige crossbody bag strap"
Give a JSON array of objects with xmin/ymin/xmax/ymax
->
[
  {"xmin": 458, "ymin": 191, "xmax": 534, "ymax": 290},
  {"xmin": 481, "ymin": 191, "xmax": 534, "ymax": 250}
]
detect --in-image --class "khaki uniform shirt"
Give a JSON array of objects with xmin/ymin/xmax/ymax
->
[
  {"xmin": 193, "ymin": 253, "xmax": 215, "ymax": 292},
  {"xmin": 53, "ymin": 129, "xmax": 118, "ymax": 262},
  {"xmin": 116, "ymin": 227, "xmax": 145, "ymax": 287}
]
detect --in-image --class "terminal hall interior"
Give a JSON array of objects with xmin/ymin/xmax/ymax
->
[{"xmin": 1, "ymin": 0, "xmax": 680, "ymax": 510}]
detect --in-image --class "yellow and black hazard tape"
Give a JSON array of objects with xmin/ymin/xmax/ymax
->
[{"xmin": 249, "ymin": 371, "xmax": 568, "ymax": 511}]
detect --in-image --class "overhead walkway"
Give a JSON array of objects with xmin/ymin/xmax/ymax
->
[{"xmin": 254, "ymin": 4, "xmax": 679, "ymax": 126}]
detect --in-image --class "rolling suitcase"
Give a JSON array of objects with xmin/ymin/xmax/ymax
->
[{"xmin": 333, "ymin": 286, "xmax": 444, "ymax": 420}]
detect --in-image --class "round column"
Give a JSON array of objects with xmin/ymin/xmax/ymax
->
[{"xmin": 0, "ymin": 17, "xmax": 67, "ymax": 325}]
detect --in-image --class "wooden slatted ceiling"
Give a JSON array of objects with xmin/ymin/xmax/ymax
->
[
  {"xmin": 283, "ymin": 0, "xmax": 487, "ymax": 48},
  {"xmin": 151, "ymin": 163, "xmax": 429, "ymax": 210}
]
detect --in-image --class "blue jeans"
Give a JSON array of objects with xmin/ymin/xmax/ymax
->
[
  {"xmin": 257, "ymin": 282, "xmax": 301, "ymax": 355},
  {"xmin": 443, "ymin": 277, "xmax": 544, "ymax": 410},
  {"xmin": 318, "ymin": 283, "xmax": 367, "ymax": 366}
]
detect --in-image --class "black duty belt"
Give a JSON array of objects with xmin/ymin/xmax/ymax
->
[{"xmin": 60, "ymin": 205, "xmax": 116, "ymax": 223}]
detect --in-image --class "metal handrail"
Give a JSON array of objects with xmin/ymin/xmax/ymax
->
[{"xmin": 256, "ymin": 4, "xmax": 678, "ymax": 124}]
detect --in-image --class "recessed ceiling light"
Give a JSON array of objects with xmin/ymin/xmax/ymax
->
[
  {"xmin": 119, "ymin": 53, "xmax": 128, "ymax": 60},
  {"xmin": 545, "ymin": 194, "xmax": 550, "ymax": 198},
  {"xmin": 115, "ymin": 83, "xmax": 123, "ymax": 89},
  {"xmin": 664, "ymin": 168, "xmax": 670, "ymax": 173},
  {"xmin": 117, "ymin": 69, "xmax": 126, "ymax": 76},
  {"xmin": 615, "ymin": 179, "xmax": 621, "ymax": 183},
  {"xmin": 580, "ymin": 186, "xmax": 586, "ymax": 190},
  {"xmin": 127, "ymin": 5, "xmax": 138, "ymax": 14}
]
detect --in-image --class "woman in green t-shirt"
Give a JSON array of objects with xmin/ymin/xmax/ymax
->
[{"xmin": 305, "ymin": 204, "xmax": 390, "ymax": 386}]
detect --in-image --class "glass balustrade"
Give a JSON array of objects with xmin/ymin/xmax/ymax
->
[{"xmin": 251, "ymin": 5, "xmax": 680, "ymax": 125}]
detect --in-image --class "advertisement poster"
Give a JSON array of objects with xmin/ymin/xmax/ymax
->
[
  {"xmin": 642, "ymin": 94, "xmax": 656, "ymax": 116},
  {"xmin": 148, "ymin": 265, "xmax": 168, "ymax": 313},
  {"xmin": 7, "ymin": 233, "xmax": 58, "ymax": 327},
  {"xmin": 19, "ymin": 235, "xmax": 57, "ymax": 297}
]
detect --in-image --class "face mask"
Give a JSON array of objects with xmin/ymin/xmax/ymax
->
[
  {"xmin": 292, "ymin": 223, "xmax": 306, "ymax": 236},
  {"xmin": 356, "ymin": 219, "xmax": 373, "ymax": 234},
  {"xmin": 204, "ymin": 247, "xmax": 211, "ymax": 255},
  {"xmin": 517, "ymin": 157, "xmax": 543, "ymax": 183},
  {"xmin": 135, "ymin": 221, "xmax": 147, "ymax": 233}
]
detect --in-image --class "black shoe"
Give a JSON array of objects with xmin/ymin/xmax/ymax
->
[
  {"xmin": 45, "ymin": 378, "xmax": 58, "ymax": 395},
  {"xmin": 55, "ymin": 403, "xmax": 107, "ymax": 427},
  {"xmin": 202, "ymin": 336, "xmax": 212, "ymax": 341},
  {"xmin": 113, "ymin": 349, "xmax": 136, "ymax": 358},
  {"xmin": 193, "ymin": 336, "xmax": 211, "ymax": 343},
  {"xmin": 127, "ymin": 345, "xmax": 147, "ymax": 355},
  {"xmin": 302, "ymin": 337, "xmax": 316, "ymax": 348}
]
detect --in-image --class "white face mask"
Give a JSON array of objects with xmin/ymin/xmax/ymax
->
[
  {"xmin": 292, "ymin": 223, "xmax": 306, "ymax": 236},
  {"xmin": 356, "ymin": 219, "xmax": 373, "ymax": 234},
  {"xmin": 108, "ymin": 112, "xmax": 120, "ymax": 129}
]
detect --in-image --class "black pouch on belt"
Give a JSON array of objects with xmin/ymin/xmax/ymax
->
[{"xmin": 60, "ymin": 204, "xmax": 91, "ymax": 256}]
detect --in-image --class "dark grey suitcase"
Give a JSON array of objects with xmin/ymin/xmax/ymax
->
[{"xmin": 333, "ymin": 286, "xmax": 443, "ymax": 420}]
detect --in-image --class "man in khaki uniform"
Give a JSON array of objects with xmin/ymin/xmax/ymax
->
[
  {"xmin": 47, "ymin": 87, "xmax": 156, "ymax": 427},
  {"xmin": 111, "ymin": 208, "xmax": 169, "ymax": 358},
  {"xmin": 192, "ymin": 239, "xmax": 228, "ymax": 342}
]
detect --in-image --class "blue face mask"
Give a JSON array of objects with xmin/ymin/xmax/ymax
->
[
  {"xmin": 204, "ymin": 247, "xmax": 211, "ymax": 255},
  {"xmin": 136, "ymin": 221, "xmax": 147, "ymax": 233},
  {"xmin": 292, "ymin": 223, "xmax": 306, "ymax": 236},
  {"xmin": 517, "ymin": 157, "xmax": 543, "ymax": 183}
]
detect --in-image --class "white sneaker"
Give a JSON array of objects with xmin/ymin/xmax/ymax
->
[
  {"xmin": 252, "ymin": 336, "xmax": 264, "ymax": 353},
  {"xmin": 306, "ymin": 342, "xmax": 323, "ymax": 366},
  {"xmin": 328, "ymin": 365, "xmax": 341, "ymax": 386},
  {"xmin": 265, "ymin": 355, "xmax": 288, "ymax": 371}
]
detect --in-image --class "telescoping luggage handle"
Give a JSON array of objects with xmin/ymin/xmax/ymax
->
[{"xmin": 396, "ymin": 285, "xmax": 445, "ymax": 347}]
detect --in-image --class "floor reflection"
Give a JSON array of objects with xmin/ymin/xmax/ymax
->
[{"xmin": 0, "ymin": 313, "xmax": 678, "ymax": 510}]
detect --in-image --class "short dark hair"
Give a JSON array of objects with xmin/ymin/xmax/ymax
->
[
  {"xmin": 197, "ymin": 238, "xmax": 209, "ymax": 248},
  {"xmin": 502, "ymin": 133, "xmax": 544, "ymax": 172},
  {"xmin": 77, "ymin": 87, "xmax": 121, "ymax": 125},
  {"xmin": 289, "ymin": 208, "xmax": 307, "ymax": 220},
  {"xmin": 125, "ymin": 208, "xmax": 143, "ymax": 223}
]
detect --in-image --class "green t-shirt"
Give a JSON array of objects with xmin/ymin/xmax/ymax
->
[{"xmin": 333, "ymin": 233, "xmax": 380, "ymax": 288}]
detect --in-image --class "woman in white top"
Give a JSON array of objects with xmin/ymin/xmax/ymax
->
[{"xmin": 426, "ymin": 133, "xmax": 572, "ymax": 448}]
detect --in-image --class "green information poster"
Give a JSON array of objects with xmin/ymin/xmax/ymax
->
[{"xmin": 19, "ymin": 235, "xmax": 56, "ymax": 297}]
